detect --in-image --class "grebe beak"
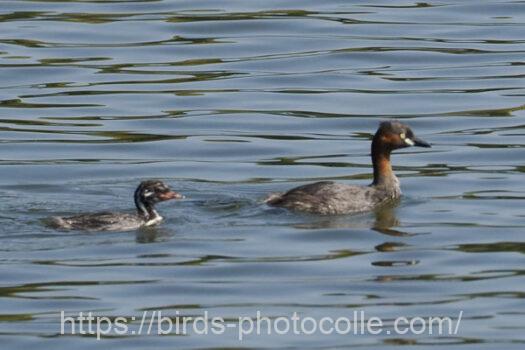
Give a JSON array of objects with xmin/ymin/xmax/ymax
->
[
  {"xmin": 411, "ymin": 136, "xmax": 431, "ymax": 148},
  {"xmin": 158, "ymin": 191, "xmax": 185, "ymax": 201}
]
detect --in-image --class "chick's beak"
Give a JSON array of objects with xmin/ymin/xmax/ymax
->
[
  {"xmin": 411, "ymin": 136, "xmax": 431, "ymax": 148},
  {"xmin": 158, "ymin": 191, "xmax": 185, "ymax": 201}
]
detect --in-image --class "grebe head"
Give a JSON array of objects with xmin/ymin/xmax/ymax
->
[
  {"xmin": 373, "ymin": 120, "xmax": 431, "ymax": 151},
  {"xmin": 371, "ymin": 121, "xmax": 430, "ymax": 188},
  {"xmin": 134, "ymin": 180, "xmax": 183, "ymax": 219}
]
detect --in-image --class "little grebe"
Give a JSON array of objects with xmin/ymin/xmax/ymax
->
[
  {"xmin": 48, "ymin": 180, "xmax": 183, "ymax": 231},
  {"xmin": 265, "ymin": 121, "xmax": 430, "ymax": 215}
]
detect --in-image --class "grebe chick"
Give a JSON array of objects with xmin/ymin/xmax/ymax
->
[
  {"xmin": 48, "ymin": 180, "xmax": 183, "ymax": 231},
  {"xmin": 265, "ymin": 121, "xmax": 431, "ymax": 215}
]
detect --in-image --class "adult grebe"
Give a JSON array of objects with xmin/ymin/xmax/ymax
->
[{"xmin": 265, "ymin": 121, "xmax": 431, "ymax": 215}]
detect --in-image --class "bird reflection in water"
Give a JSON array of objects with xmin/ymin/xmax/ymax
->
[{"xmin": 292, "ymin": 198, "xmax": 413, "ymax": 237}]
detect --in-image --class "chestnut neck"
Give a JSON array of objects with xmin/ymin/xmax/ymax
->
[{"xmin": 371, "ymin": 135, "xmax": 397, "ymax": 189}]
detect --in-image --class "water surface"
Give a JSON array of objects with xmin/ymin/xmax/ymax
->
[{"xmin": 0, "ymin": 0, "xmax": 524, "ymax": 349}]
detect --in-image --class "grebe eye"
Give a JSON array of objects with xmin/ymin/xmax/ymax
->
[{"xmin": 400, "ymin": 133, "xmax": 406, "ymax": 139}]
